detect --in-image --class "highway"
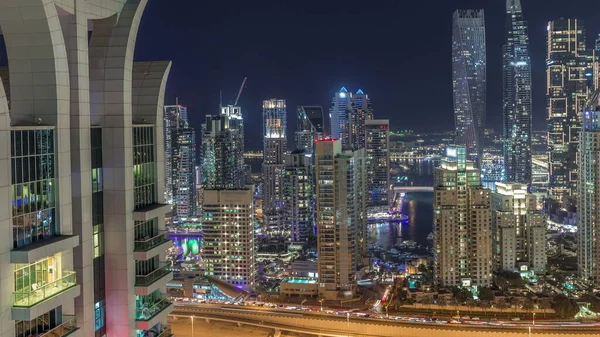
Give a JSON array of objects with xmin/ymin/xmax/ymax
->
[{"xmin": 171, "ymin": 302, "xmax": 600, "ymax": 337}]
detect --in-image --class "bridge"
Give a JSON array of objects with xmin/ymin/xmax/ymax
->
[
  {"xmin": 393, "ymin": 186, "xmax": 433, "ymax": 193},
  {"xmin": 171, "ymin": 304, "xmax": 600, "ymax": 337}
]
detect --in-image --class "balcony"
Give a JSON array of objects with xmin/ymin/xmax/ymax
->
[
  {"xmin": 134, "ymin": 231, "xmax": 171, "ymax": 261},
  {"xmin": 14, "ymin": 271, "xmax": 77, "ymax": 307},
  {"xmin": 135, "ymin": 263, "xmax": 172, "ymax": 296},
  {"xmin": 11, "ymin": 236, "xmax": 79, "ymax": 264},
  {"xmin": 39, "ymin": 315, "xmax": 78, "ymax": 337},
  {"xmin": 156, "ymin": 326, "xmax": 173, "ymax": 337},
  {"xmin": 135, "ymin": 231, "xmax": 169, "ymax": 251},
  {"xmin": 136, "ymin": 294, "xmax": 172, "ymax": 322}
]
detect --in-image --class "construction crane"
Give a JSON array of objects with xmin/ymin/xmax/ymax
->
[{"xmin": 233, "ymin": 77, "xmax": 247, "ymax": 106}]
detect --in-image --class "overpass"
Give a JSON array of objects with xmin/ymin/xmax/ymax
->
[
  {"xmin": 171, "ymin": 305, "xmax": 600, "ymax": 337},
  {"xmin": 393, "ymin": 186, "xmax": 433, "ymax": 193}
]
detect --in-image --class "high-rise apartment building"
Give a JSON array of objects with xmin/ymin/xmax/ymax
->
[
  {"xmin": 164, "ymin": 105, "xmax": 197, "ymax": 219},
  {"xmin": 283, "ymin": 150, "xmax": 314, "ymax": 243},
  {"xmin": 315, "ymin": 140, "xmax": 366, "ymax": 299},
  {"xmin": 349, "ymin": 89, "xmax": 374, "ymax": 150},
  {"xmin": 262, "ymin": 99, "xmax": 287, "ymax": 235},
  {"xmin": 578, "ymin": 89, "xmax": 600, "ymax": 285},
  {"xmin": 330, "ymin": 87, "xmax": 353, "ymax": 149},
  {"xmin": 503, "ymin": 0, "xmax": 532, "ymax": 184},
  {"xmin": 0, "ymin": 2, "xmax": 173, "ymax": 337},
  {"xmin": 296, "ymin": 106, "xmax": 326, "ymax": 155},
  {"xmin": 365, "ymin": 120, "xmax": 390, "ymax": 209},
  {"xmin": 452, "ymin": 10, "xmax": 487, "ymax": 167},
  {"xmin": 492, "ymin": 183, "xmax": 546, "ymax": 274},
  {"xmin": 201, "ymin": 105, "xmax": 246, "ymax": 190},
  {"xmin": 201, "ymin": 104, "xmax": 255, "ymax": 290},
  {"xmin": 547, "ymin": 19, "xmax": 598, "ymax": 198},
  {"xmin": 202, "ymin": 189, "xmax": 255, "ymax": 291},
  {"xmin": 434, "ymin": 146, "xmax": 492, "ymax": 287}
]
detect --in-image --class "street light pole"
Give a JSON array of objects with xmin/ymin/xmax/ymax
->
[
  {"xmin": 191, "ymin": 315, "xmax": 195, "ymax": 336},
  {"xmin": 533, "ymin": 312, "xmax": 535, "ymax": 326}
]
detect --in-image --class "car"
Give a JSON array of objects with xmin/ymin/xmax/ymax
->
[
  {"xmin": 450, "ymin": 320, "xmax": 461, "ymax": 324},
  {"xmin": 461, "ymin": 316, "xmax": 470, "ymax": 320},
  {"xmin": 326, "ymin": 310, "xmax": 334, "ymax": 314},
  {"xmin": 511, "ymin": 317, "xmax": 521, "ymax": 321},
  {"xmin": 471, "ymin": 317, "xmax": 480, "ymax": 321}
]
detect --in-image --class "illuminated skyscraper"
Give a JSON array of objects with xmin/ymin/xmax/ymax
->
[
  {"xmin": 201, "ymin": 104, "xmax": 255, "ymax": 290},
  {"xmin": 283, "ymin": 150, "xmax": 314, "ymax": 243},
  {"xmin": 330, "ymin": 87, "xmax": 353, "ymax": 149},
  {"xmin": 434, "ymin": 146, "xmax": 492, "ymax": 287},
  {"xmin": 578, "ymin": 89, "xmax": 600, "ymax": 285},
  {"xmin": 492, "ymin": 183, "xmax": 547, "ymax": 274},
  {"xmin": 546, "ymin": 19, "xmax": 598, "ymax": 198},
  {"xmin": 452, "ymin": 9, "xmax": 487, "ymax": 167},
  {"xmin": 315, "ymin": 139, "xmax": 366, "ymax": 299},
  {"xmin": 201, "ymin": 105, "xmax": 246, "ymax": 190},
  {"xmin": 365, "ymin": 120, "xmax": 390, "ymax": 209},
  {"xmin": 503, "ymin": 0, "xmax": 532, "ymax": 184},
  {"xmin": 262, "ymin": 99, "xmax": 287, "ymax": 217},
  {"xmin": 296, "ymin": 106, "xmax": 326, "ymax": 154},
  {"xmin": 349, "ymin": 89, "xmax": 373, "ymax": 150},
  {"xmin": 164, "ymin": 104, "xmax": 197, "ymax": 219}
]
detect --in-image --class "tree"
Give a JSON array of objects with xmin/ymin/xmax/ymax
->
[
  {"xmin": 478, "ymin": 287, "xmax": 494, "ymax": 302},
  {"xmin": 581, "ymin": 294, "xmax": 600, "ymax": 313},
  {"xmin": 552, "ymin": 294, "xmax": 580, "ymax": 319}
]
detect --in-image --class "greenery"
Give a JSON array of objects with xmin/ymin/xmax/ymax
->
[
  {"xmin": 478, "ymin": 287, "xmax": 494, "ymax": 302},
  {"xmin": 495, "ymin": 271, "xmax": 525, "ymax": 289},
  {"xmin": 581, "ymin": 294, "xmax": 600, "ymax": 313},
  {"xmin": 450, "ymin": 286, "xmax": 473, "ymax": 303},
  {"xmin": 552, "ymin": 294, "xmax": 580, "ymax": 319}
]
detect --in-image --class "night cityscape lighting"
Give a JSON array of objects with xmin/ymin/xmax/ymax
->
[{"xmin": 1, "ymin": 0, "xmax": 600, "ymax": 337}]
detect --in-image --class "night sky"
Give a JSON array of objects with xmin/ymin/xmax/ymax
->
[{"xmin": 134, "ymin": 0, "xmax": 600, "ymax": 151}]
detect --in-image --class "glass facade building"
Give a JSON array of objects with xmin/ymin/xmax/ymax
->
[
  {"xmin": 452, "ymin": 9, "xmax": 487, "ymax": 167},
  {"xmin": 503, "ymin": 0, "xmax": 532, "ymax": 184},
  {"xmin": 365, "ymin": 120, "xmax": 390, "ymax": 209}
]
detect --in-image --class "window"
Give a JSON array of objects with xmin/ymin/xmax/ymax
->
[
  {"xmin": 95, "ymin": 300, "xmax": 105, "ymax": 331},
  {"xmin": 93, "ymin": 224, "xmax": 104, "ymax": 258}
]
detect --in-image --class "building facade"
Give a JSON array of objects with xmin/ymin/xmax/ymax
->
[
  {"xmin": 0, "ymin": 2, "xmax": 174, "ymax": 337},
  {"xmin": 282, "ymin": 150, "xmax": 314, "ymax": 243},
  {"xmin": 546, "ymin": 19, "xmax": 598, "ymax": 198},
  {"xmin": 201, "ymin": 106, "xmax": 245, "ymax": 190},
  {"xmin": 434, "ymin": 146, "xmax": 492, "ymax": 287},
  {"xmin": 296, "ymin": 106, "xmax": 326, "ymax": 155},
  {"xmin": 202, "ymin": 189, "xmax": 255, "ymax": 291},
  {"xmin": 452, "ymin": 9, "xmax": 487, "ymax": 167},
  {"xmin": 329, "ymin": 87, "xmax": 353, "ymax": 149},
  {"xmin": 164, "ymin": 105, "xmax": 197, "ymax": 219},
  {"xmin": 315, "ymin": 140, "xmax": 366, "ymax": 300},
  {"xmin": 365, "ymin": 120, "xmax": 390, "ymax": 209},
  {"xmin": 349, "ymin": 89, "xmax": 373, "ymax": 150},
  {"xmin": 502, "ymin": 0, "xmax": 532, "ymax": 185},
  {"xmin": 491, "ymin": 183, "xmax": 546, "ymax": 274},
  {"xmin": 262, "ymin": 99, "xmax": 287, "ymax": 236},
  {"xmin": 578, "ymin": 89, "xmax": 600, "ymax": 285}
]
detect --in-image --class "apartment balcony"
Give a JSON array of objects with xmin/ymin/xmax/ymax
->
[
  {"xmin": 133, "ymin": 203, "xmax": 172, "ymax": 222},
  {"xmin": 135, "ymin": 263, "xmax": 173, "ymax": 296},
  {"xmin": 11, "ymin": 236, "xmax": 79, "ymax": 264},
  {"xmin": 12, "ymin": 271, "xmax": 80, "ymax": 321},
  {"xmin": 134, "ymin": 230, "xmax": 171, "ymax": 261},
  {"xmin": 135, "ymin": 295, "xmax": 173, "ymax": 331},
  {"xmin": 39, "ymin": 314, "xmax": 79, "ymax": 337}
]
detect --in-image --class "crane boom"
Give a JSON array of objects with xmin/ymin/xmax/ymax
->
[{"xmin": 234, "ymin": 77, "xmax": 247, "ymax": 106}]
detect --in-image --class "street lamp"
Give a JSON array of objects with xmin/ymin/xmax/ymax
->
[
  {"xmin": 319, "ymin": 298, "xmax": 324, "ymax": 312},
  {"xmin": 190, "ymin": 315, "xmax": 195, "ymax": 336},
  {"xmin": 301, "ymin": 299, "xmax": 307, "ymax": 310},
  {"xmin": 532, "ymin": 312, "xmax": 536, "ymax": 326}
]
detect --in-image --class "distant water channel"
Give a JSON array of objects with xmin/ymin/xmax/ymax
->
[{"xmin": 367, "ymin": 192, "xmax": 433, "ymax": 251}]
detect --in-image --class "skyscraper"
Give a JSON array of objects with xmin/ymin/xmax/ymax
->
[
  {"xmin": 492, "ymin": 183, "xmax": 547, "ymax": 274},
  {"xmin": 0, "ymin": 2, "xmax": 173, "ymax": 336},
  {"xmin": 547, "ymin": 19, "xmax": 598, "ymax": 198},
  {"xmin": 365, "ymin": 120, "xmax": 390, "ymax": 209},
  {"xmin": 503, "ymin": 0, "xmax": 532, "ymax": 184},
  {"xmin": 296, "ymin": 106, "xmax": 326, "ymax": 155},
  {"xmin": 330, "ymin": 87, "xmax": 353, "ymax": 149},
  {"xmin": 201, "ymin": 104, "xmax": 255, "ymax": 290},
  {"xmin": 201, "ymin": 105, "xmax": 246, "ymax": 190},
  {"xmin": 349, "ymin": 89, "xmax": 374, "ymax": 150},
  {"xmin": 283, "ymin": 150, "xmax": 314, "ymax": 243},
  {"xmin": 315, "ymin": 139, "xmax": 366, "ymax": 299},
  {"xmin": 452, "ymin": 9, "xmax": 487, "ymax": 167},
  {"xmin": 262, "ymin": 99, "xmax": 287, "ymax": 235},
  {"xmin": 577, "ymin": 89, "xmax": 600, "ymax": 285},
  {"xmin": 434, "ymin": 146, "xmax": 492, "ymax": 287},
  {"xmin": 164, "ymin": 104, "xmax": 197, "ymax": 219}
]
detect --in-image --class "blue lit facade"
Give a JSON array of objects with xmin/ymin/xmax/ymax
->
[
  {"xmin": 503, "ymin": 0, "xmax": 532, "ymax": 185},
  {"xmin": 330, "ymin": 87, "xmax": 353, "ymax": 149},
  {"xmin": 452, "ymin": 9, "xmax": 487, "ymax": 167}
]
